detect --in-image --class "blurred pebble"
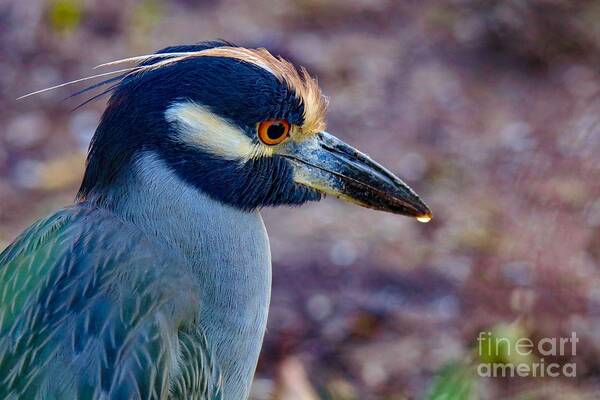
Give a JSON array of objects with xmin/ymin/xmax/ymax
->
[
  {"xmin": 5, "ymin": 113, "xmax": 46, "ymax": 148},
  {"xmin": 275, "ymin": 357, "xmax": 319, "ymax": 400},
  {"xmin": 361, "ymin": 361, "xmax": 387, "ymax": 388},
  {"xmin": 412, "ymin": 63, "xmax": 463, "ymax": 109},
  {"xmin": 326, "ymin": 378, "xmax": 358, "ymax": 400},
  {"xmin": 430, "ymin": 295, "xmax": 459, "ymax": 320},
  {"xmin": 11, "ymin": 153, "xmax": 85, "ymax": 191},
  {"xmin": 427, "ymin": 333, "xmax": 464, "ymax": 367},
  {"xmin": 558, "ymin": 114, "xmax": 600, "ymax": 158},
  {"xmin": 435, "ymin": 256, "xmax": 473, "ymax": 285},
  {"xmin": 587, "ymin": 287, "xmax": 600, "ymax": 315},
  {"xmin": 502, "ymin": 261, "xmax": 533, "ymax": 286},
  {"xmin": 322, "ymin": 316, "xmax": 348, "ymax": 342},
  {"xmin": 0, "ymin": 145, "xmax": 7, "ymax": 167},
  {"xmin": 11, "ymin": 159, "xmax": 43, "ymax": 189},
  {"xmin": 250, "ymin": 378, "xmax": 274, "ymax": 400},
  {"xmin": 453, "ymin": 15, "xmax": 484, "ymax": 45},
  {"xmin": 584, "ymin": 199, "xmax": 600, "ymax": 227},
  {"xmin": 2, "ymin": 1, "xmax": 44, "ymax": 50},
  {"xmin": 499, "ymin": 121, "xmax": 534, "ymax": 152},
  {"xmin": 35, "ymin": 153, "xmax": 86, "ymax": 191},
  {"xmin": 307, "ymin": 294, "xmax": 332, "ymax": 321},
  {"xmin": 329, "ymin": 240, "xmax": 358, "ymax": 267},
  {"xmin": 510, "ymin": 288, "xmax": 536, "ymax": 312},
  {"xmin": 545, "ymin": 178, "xmax": 588, "ymax": 208},
  {"xmin": 563, "ymin": 65, "xmax": 599, "ymax": 98},
  {"xmin": 396, "ymin": 151, "xmax": 428, "ymax": 181}
]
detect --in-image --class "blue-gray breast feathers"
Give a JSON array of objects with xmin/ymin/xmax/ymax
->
[{"xmin": 0, "ymin": 206, "xmax": 222, "ymax": 399}]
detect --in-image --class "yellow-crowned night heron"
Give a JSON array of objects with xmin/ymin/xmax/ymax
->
[{"xmin": 1, "ymin": 41, "xmax": 431, "ymax": 399}]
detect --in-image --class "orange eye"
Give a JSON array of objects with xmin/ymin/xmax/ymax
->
[{"xmin": 257, "ymin": 119, "xmax": 290, "ymax": 145}]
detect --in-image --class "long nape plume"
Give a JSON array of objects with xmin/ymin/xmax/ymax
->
[
  {"xmin": 16, "ymin": 52, "xmax": 192, "ymax": 101},
  {"xmin": 17, "ymin": 46, "xmax": 328, "ymax": 133},
  {"xmin": 16, "ymin": 67, "xmax": 139, "ymax": 100}
]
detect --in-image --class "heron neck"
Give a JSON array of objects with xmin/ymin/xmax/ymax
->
[{"xmin": 88, "ymin": 152, "xmax": 271, "ymax": 399}]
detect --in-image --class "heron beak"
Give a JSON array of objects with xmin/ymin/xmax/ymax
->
[{"xmin": 282, "ymin": 131, "xmax": 432, "ymax": 222}]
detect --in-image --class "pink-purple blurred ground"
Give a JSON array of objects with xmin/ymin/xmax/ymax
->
[{"xmin": 2, "ymin": 1, "xmax": 600, "ymax": 399}]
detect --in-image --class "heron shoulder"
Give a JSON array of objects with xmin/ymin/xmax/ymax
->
[{"xmin": 0, "ymin": 205, "xmax": 218, "ymax": 398}]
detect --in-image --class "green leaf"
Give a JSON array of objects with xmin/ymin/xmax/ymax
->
[{"xmin": 427, "ymin": 361, "xmax": 476, "ymax": 400}]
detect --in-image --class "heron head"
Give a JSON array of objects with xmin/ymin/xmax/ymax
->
[{"xmin": 77, "ymin": 41, "xmax": 431, "ymax": 221}]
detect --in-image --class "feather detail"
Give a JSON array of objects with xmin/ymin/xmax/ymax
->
[
  {"xmin": 18, "ymin": 45, "xmax": 328, "ymax": 134},
  {"xmin": 16, "ymin": 67, "xmax": 140, "ymax": 100}
]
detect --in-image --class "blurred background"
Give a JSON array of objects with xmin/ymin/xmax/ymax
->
[{"xmin": 1, "ymin": 0, "xmax": 600, "ymax": 399}]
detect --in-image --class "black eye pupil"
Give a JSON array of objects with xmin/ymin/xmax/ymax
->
[{"xmin": 266, "ymin": 123, "xmax": 286, "ymax": 140}]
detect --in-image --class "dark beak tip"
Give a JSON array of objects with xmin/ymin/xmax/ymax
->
[
  {"xmin": 382, "ymin": 196, "xmax": 432, "ymax": 222},
  {"xmin": 403, "ymin": 196, "xmax": 432, "ymax": 223}
]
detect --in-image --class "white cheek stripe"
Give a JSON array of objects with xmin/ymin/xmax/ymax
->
[{"xmin": 165, "ymin": 102, "xmax": 272, "ymax": 160}]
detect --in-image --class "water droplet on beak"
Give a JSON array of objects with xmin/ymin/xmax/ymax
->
[{"xmin": 416, "ymin": 214, "xmax": 432, "ymax": 223}]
